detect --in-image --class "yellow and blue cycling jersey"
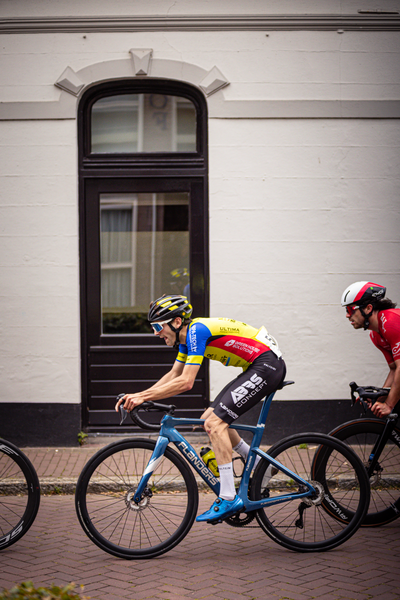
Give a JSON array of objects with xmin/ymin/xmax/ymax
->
[{"xmin": 176, "ymin": 317, "xmax": 281, "ymax": 371}]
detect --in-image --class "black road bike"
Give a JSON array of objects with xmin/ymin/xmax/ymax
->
[
  {"xmin": 327, "ymin": 383, "xmax": 400, "ymax": 527},
  {"xmin": 0, "ymin": 439, "xmax": 41, "ymax": 549}
]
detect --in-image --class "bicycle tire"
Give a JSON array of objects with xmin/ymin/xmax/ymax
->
[
  {"xmin": 75, "ymin": 438, "xmax": 198, "ymax": 559},
  {"xmin": 250, "ymin": 433, "xmax": 370, "ymax": 552},
  {"xmin": 327, "ymin": 418, "xmax": 400, "ymax": 527},
  {"xmin": 0, "ymin": 440, "xmax": 41, "ymax": 550}
]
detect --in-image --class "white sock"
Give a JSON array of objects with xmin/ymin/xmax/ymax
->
[
  {"xmin": 233, "ymin": 438, "xmax": 260, "ymax": 467},
  {"xmin": 218, "ymin": 462, "xmax": 236, "ymax": 501}
]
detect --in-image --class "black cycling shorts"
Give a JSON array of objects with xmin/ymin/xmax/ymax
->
[{"xmin": 210, "ymin": 351, "xmax": 286, "ymax": 424}]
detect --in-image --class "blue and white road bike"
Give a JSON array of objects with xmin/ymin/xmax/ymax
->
[{"xmin": 75, "ymin": 381, "xmax": 369, "ymax": 559}]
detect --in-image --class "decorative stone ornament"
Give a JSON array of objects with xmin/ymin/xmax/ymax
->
[
  {"xmin": 130, "ymin": 49, "xmax": 153, "ymax": 76},
  {"xmin": 199, "ymin": 66, "xmax": 229, "ymax": 96},
  {"xmin": 55, "ymin": 66, "xmax": 85, "ymax": 96}
]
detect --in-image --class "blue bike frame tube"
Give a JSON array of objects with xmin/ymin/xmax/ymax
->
[{"xmin": 133, "ymin": 388, "xmax": 316, "ymax": 510}]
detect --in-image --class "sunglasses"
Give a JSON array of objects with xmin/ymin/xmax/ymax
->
[
  {"xmin": 150, "ymin": 320, "xmax": 172, "ymax": 333},
  {"xmin": 345, "ymin": 305, "xmax": 360, "ymax": 317}
]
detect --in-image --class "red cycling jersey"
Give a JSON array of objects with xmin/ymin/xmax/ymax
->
[{"xmin": 370, "ymin": 309, "xmax": 400, "ymax": 365}]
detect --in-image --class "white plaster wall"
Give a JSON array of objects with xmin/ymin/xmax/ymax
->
[
  {"xmin": 208, "ymin": 118, "xmax": 400, "ymax": 401},
  {"xmin": 0, "ymin": 1, "xmax": 399, "ymax": 405},
  {"xmin": 0, "ymin": 120, "xmax": 81, "ymax": 403},
  {"xmin": 2, "ymin": 0, "xmax": 400, "ymax": 18},
  {"xmin": 1, "ymin": 30, "xmax": 400, "ymax": 103}
]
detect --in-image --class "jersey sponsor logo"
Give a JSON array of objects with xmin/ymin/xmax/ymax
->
[
  {"xmin": 380, "ymin": 313, "xmax": 388, "ymax": 334},
  {"xmin": 188, "ymin": 326, "xmax": 198, "ymax": 352},
  {"xmin": 263, "ymin": 363, "xmax": 277, "ymax": 371},
  {"xmin": 219, "ymin": 402, "xmax": 238, "ymax": 420},
  {"xmin": 231, "ymin": 373, "xmax": 267, "ymax": 408},
  {"xmin": 224, "ymin": 339, "xmax": 262, "ymax": 356},
  {"xmin": 392, "ymin": 341, "xmax": 400, "ymax": 358}
]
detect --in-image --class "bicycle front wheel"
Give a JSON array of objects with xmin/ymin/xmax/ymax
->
[
  {"xmin": 0, "ymin": 440, "xmax": 40, "ymax": 550},
  {"xmin": 328, "ymin": 418, "xmax": 400, "ymax": 526},
  {"xmin": 75, "ymin": 438, "xmax": 198, "ymax": 559},
  {"xmin": 250, "ymin": 433, "xmax": 370, "ymax": 552}
]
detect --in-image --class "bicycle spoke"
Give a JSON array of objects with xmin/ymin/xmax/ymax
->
[
  {"xmin": 0, "ymin": 441, "xmax": 40, "ymax": 549},
  {"xmin": 76, "ymin": 440, "xmax": 198, "ymax": 558},
  {"xmin": 251, "ymin": 433, "xmax": 369, "ymax": 551},
  {"xmin": 329, "ymin": 420, "xmax": 400, "ymax": 525}
]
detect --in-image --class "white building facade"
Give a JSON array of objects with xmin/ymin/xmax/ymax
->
[{"xmin": 1, "ymin": 1, "xmax": 399, "ymax": 445}]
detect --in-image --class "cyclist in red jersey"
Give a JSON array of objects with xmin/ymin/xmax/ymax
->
[
  {"xmin": 341, "ymin": 281, "xmax": 400, "ymax": 417},
  {"xmin": 115, "ymin": 294, "xmax": 286, "ymax": 523}
]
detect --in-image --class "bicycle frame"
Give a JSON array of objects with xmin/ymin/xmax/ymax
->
[{"xmin": 133, "ymin": 388, "xmax": 316, "ymax": 511}]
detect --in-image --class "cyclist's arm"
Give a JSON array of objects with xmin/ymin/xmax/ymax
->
[
  {"xmin": 115, "ymin": 362, "xmax": 201, "ymax": 412},
  {"xmin": 150, "ymin": 359, "xmax": 186, "ymax": 388},
  {"xmin": 371, "ymin": 360, "xmax": 400, "ymax": 418}
]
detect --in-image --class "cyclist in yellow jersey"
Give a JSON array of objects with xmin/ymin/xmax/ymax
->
[{"xmin": 116, "ymin": 294, "xmax": 286, "ymax": 523}]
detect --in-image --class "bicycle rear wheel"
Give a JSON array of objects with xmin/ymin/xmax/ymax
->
[
  {"xmin": 75, "ymin": 438, "xmax": 198, "ymax": 559},
  {"xmin": 0, "ymin": 440, "xmax": 40, "ymax": 550},
  {"xmin": 250, "ymin": 433, "xmax": 370, "ymax": 552},
  {"xmin": 328, "ymin": 418, "xmax": 400, "ymax": 526}
]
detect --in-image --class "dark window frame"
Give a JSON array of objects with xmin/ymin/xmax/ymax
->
[
  {"xmin": 78, "ymin": 78, "xmax": 209, "ymax": 431},
  {"xmin": 79, "ymin": 79, "xmax": 208, "ymax": 171}
]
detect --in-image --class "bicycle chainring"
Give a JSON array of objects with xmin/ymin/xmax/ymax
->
[{"xmin": 224, "ymin": 510, "xmax": 256, "ymax": 528}]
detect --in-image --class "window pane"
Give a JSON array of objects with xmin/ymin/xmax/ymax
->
[
  {"xmin": 92, "ymin": 95, "xmax": 139, "ymax": 153},
  {"xmin": 91, "ymin": 94, "xmax": 196, "ymax": 153},
  {"xmin": 100, "ymin": 192, "xmax": 190, "ymax": 334}
]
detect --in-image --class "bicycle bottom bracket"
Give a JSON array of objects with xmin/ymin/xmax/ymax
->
[{"xmin": 125, "ymin": 488, "xmax": 152, "ymax": 511}]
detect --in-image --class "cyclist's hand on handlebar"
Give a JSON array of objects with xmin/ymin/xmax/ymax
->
[
  {"xmin": 115, "ymin": 393, "xmax": 145, "ymax": 413},
  {"xmin": 370, "ymin": 400, "xmax": 393, "ymax": 418}
]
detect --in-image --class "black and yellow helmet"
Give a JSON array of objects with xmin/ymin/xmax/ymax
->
[{"xmin": 148, "ymin": 294, "xmax": 193, "ymax": 323}]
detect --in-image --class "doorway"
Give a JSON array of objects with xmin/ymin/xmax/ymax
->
[{"xmin": 78, "ymin": 80, "xmax": 209, "ymax": 431}]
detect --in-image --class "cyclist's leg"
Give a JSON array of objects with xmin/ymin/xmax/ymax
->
[
  {"xmin": 197, "ymin": 353, "xmax": 285, "ymax": 522},
  {"xmin": 213, "ymin": 352, "xmax": 285, "ymax": 463}
]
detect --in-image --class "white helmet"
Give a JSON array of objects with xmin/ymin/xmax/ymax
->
[{"xmin": 341, "ymin": 281, "xmax": 386, "ymax": 308}]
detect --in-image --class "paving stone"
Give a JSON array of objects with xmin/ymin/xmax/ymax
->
[{"xmin": 1, "ymin": 442, "xmax": 400, "ymax": 600}]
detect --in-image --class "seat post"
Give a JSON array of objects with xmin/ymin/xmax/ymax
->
[{"xmin": 252, "ymin": 380, "xmax": 294, "ymax": 448}]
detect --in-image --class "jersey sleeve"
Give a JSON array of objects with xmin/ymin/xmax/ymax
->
[
  {"xmin": 184, "ymin": 321, "xmax": 212, "ymax": 366},
  {"xmin": 176, "ymin": 343, "xmax": 188, "ymax": 364}
]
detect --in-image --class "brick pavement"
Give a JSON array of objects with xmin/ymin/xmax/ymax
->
[
  {"xmin": 1, "ymin": 437, "xmax": 400, "ymax": 600},
  {"xmin": 1, "ymin": 494, "xmax": 399, "ymax": 600}
]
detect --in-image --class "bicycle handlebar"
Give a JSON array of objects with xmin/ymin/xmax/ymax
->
[
  {"xmin": 349, "ymin": 382, "xmax": 389, "ymax": 412},
  {"xmin": 117, "ymin": 393, "xmax": 176, "ymax": 430}
]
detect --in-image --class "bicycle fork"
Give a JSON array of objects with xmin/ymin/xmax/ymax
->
[
  {"xmin": 367, "ymin": 413, "xmax": 398, "ymax": 477},
  {"xmin": 133, "ymin": 435, "xmax": 170, "ymax": 503}
]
